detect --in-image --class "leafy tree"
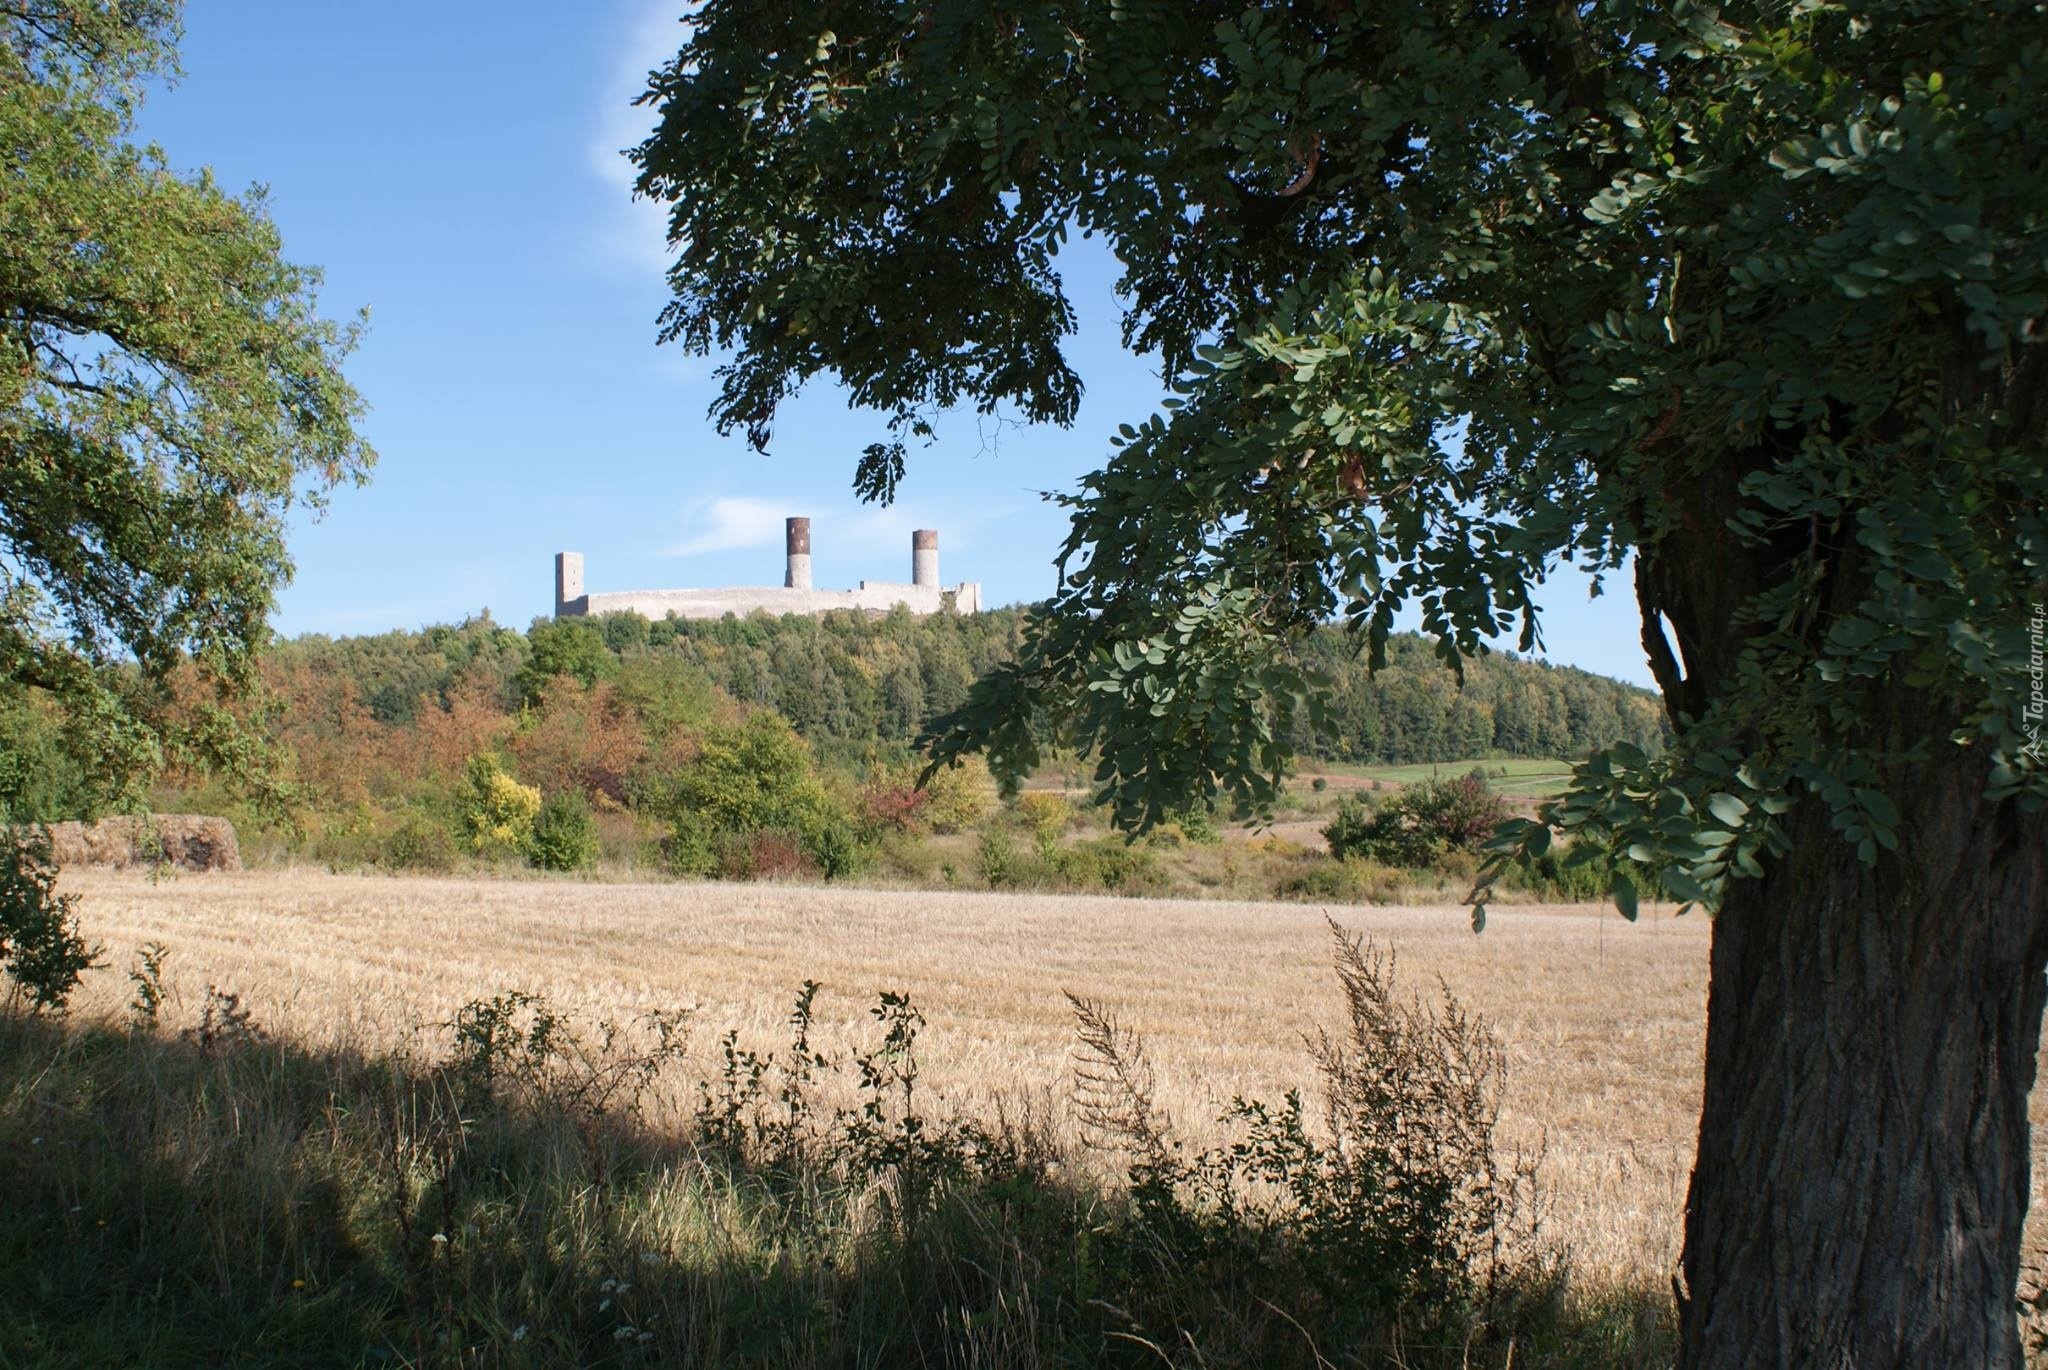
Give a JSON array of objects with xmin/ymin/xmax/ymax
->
[
  {"xmin": 2, "ymin": 2, "xmax": 372, "ymax": 813},
  {"xmin": 636, "ymin": 2, "xmax": 2048, "ymax": 1362},
  {"xmin": 516, "ymin": 618, "xmax": 613, "ymax": 702}
]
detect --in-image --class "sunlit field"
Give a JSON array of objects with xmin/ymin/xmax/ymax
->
[
  {"xmin": 58, "ymin": 869, "xmax": 1704, "ymax": 1281},
  {"xmin": 31, "ymin": 868, "xmax": 2048, "ymax": 1364}
]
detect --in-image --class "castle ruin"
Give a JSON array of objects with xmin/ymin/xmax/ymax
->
[{"xmin": 553, "ymin": 518, "xmax": 983, "ymax": 621}]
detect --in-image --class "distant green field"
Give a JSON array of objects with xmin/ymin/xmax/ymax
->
[{"xmin": 1308, "ymin": 757, "xmax": 1577, "ymax": 799}]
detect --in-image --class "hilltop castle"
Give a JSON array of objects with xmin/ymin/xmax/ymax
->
[{"xmin": 553, "ymin": 517, "xmax": 982, "ymax": 621}]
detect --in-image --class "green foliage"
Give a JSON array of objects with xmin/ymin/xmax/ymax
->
[
  {"xmin": 527, "ymin": 792, "xmax": 597, "ymax": 872},
  {"xmin": 920, "ymin": 754, "xmax": 997, "ymax": 833},
  {"xmin": 516, "ymin": 618, "xmax": 613, "ymax": 704},
  {"xmin": 1325, "ymin": 776, "xmax": 1509, "ymax": 870},
  {"xmin": 460, "ymin": 755, "xmax": 540, "ymax": 857},
  {"xmin": 2, "ymin": 2, "xmax": 372, "ymax": 811},
  {"xmin": 1054, "ymin": 835, "xmax": 1160, "ymax": 893},
  {"xmin": 0, "ymin": 686, "xmax": 95, "ymax": 822},
  {"xmin": 0, "ymin": 827, "xmax": 98, "ymax": 1010},
  {"xmin": 125, "ymin": 940, "xmax": 170, "ymax": 1032},
  {"xmin": 383, "ymin": 812, "xmax": 457, "ymax": 872},
  {"xmin": 623, "ymin": 606, "xmax": 1649, "ymax": 766},
  {"xmin": 1495, "ymin": 839, "xmax": 1626, "ymax": 904},
  {"xmin": 663, "ymin": 712, "xmax": 867, "ymax": 879},
  {"xmin": 1321, "ymin": 798, "xmax": 1379, "ymax": 866},
  {"xmin": 975, "ymin": 828, "xmax": 1020, "ymax": 889},
  {"xmin": 1282, "ymin": 857, "xmax": 1406, "ymax": 907},
  {"xmin": 1163, "ymin": 799, "xmax": 1221, "ymax": 847}
]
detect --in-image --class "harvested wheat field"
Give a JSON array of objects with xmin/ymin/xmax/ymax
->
[{"xmin": 51, "ymin": 868, "xmax": 2048, "ymax": 1296}]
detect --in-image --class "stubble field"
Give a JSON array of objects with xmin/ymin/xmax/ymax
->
[
  {"xmin": 43, "ymin": 868, "xmax": 2048, "ymax": 1311},
  {"xmin": 57, "ymin": 869, "xmax": 1711, "ymax": 1284}
]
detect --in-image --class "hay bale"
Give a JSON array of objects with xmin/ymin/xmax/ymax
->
[{"xmin": 31, "ymin": 815, "xmax": 241, "ymax": 873}]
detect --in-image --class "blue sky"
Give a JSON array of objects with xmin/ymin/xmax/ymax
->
[{"xmin": 137, "ymin": 1, "xmax": 1652, "ymax": 686}]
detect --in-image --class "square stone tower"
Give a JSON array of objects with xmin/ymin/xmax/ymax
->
[{"xmin": 554, "ymin": 551, "xmax": 585, "ymax": 617}]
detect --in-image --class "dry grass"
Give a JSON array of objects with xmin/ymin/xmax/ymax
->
[{"xmin": 60, "ymin": 868, "xmax": 1714, "ymax": 1288}]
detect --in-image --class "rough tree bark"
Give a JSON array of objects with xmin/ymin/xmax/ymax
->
[{"xmin": 1675, "ymin": 705, "xmax": 2048, "ymax": 1367}]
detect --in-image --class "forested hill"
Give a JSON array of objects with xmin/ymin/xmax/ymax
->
[{"xmin": 273, "ymin": 604, "xmax": 1664, "ymax": 766}]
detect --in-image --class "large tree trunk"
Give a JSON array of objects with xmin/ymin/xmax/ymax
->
[{"xmin": 1677, "ymin": 729, "xmax": 2048, "ymax": 1367}]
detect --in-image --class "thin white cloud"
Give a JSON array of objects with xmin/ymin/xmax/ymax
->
[
  {"xmin": 588, "ymin": 0, "xmax": 694, "ymax": 277},
  {"xmin": 662, "ymin": 496, "xmax": 787, "ymax": 557},
  {"xmin": 661, "ymin": 493, "xmax": 1023, "ymax": 564}
]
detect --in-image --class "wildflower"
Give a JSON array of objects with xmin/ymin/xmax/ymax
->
[
  {"xmin": 431, "ymin": 1232, "xmax": 449, "ymax": 1245},
  {"xmin": 292, "ymin": 1279, "xmax": 306, "ymax": 1290}
]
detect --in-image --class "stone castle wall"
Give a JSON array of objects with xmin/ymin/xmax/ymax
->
[
  {"xmin": 568, "ymin": 580, "xmax": 981, "ymax": 620},
  {"xmin": 555, "ymin": 519, "xmax": 982, "ymax": 622}
]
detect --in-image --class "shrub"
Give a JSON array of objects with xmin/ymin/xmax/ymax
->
[
  {"xmin": 720, "ymin": 829, "xmax": 811, "ymax": 881},
  {"xmin": 806, "ymin": 815, "xmax": 871, "ymax": 881},
  {"xmin": 663, "ymin": 713, "xmax": 869, "ymax": 879},
  {"xmin": 528, "ymin": 792, "xmax": 597, "ymax": 872},
  {"xmin": 0, "ymin": 826, "xmax": 97, "ymax": 1009},
  {"xmin": 460, "ymin": 755, "xmax": 541, "ymax": 857},
  {"xmin": 1498, "ymin": 837, "xmax": 1634, "ymax": 902},
  {"xmin": 1311, "ymin": 776, "xmax": 1328, "ymax": 792},
  {"xmin": 1057, "ymin": 835, "xmax": 1160, "ymax": 892},
  {"xmin": 877, "ymin": 831, "xmax": 942, "ymax": 882},
  {"xmin": 384, "ymin": 813, "xmax": 457, "ymax": 872},
  {"xmin": 860, "ymin": 758, "xmax": 930, "ymax": 836},
  {"xmin": 1282, "ymin": 856, "xmax": 1404, "ymax": 905},
  {"xmin": 1015, "ymin": 791, "xmax": 1071, "ymax": 853},
  {"xmin": 1322, "ymin": 796, "xmax": 1378, "ymax": 861},
  {"xmin": 1165, "ymin": 799, "xmax": 1221, "ymax": 846},
  {"xmin": 976, "ymin": 829, "xmax": 1020, "ymax": 888},
  {"xmin": 922, "ymin": 756, "xmax": 996, "ymax": 833},
  {"xmin": 1324, "ymin": 774, "xmax": 1508, "ymax": 870}
]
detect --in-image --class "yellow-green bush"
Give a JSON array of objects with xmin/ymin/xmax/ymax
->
[
  {"xmin": 921, "ymin": 756, "xmax": 996, "ymax": 833},
  {"xmin": 461, "ymin": 755, "xmax": 541, "ymax": 856},
  {"xmin": 1015, "ymin": 790, "xmax": 1071, "ymax": 852}
]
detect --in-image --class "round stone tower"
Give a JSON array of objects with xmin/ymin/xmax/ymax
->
[
  {"xmin": 785, "ymin": 516, "xmax": 813, "ymax": 590},
  {"xmin": 912, "ymin": 529, "xmax": 938, "ymax": 589}
]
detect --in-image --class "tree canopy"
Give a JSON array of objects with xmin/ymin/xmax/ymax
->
[
  {"xmin": 637, "ymin": 1, "xmax": 2047, "ymax": 1361},
  {"xmin": 635, "ymin": 0, "xmax": 2043, "ymax": 854},
  {"xmin": 1, "ymin": 1, "xmax": 372, "ymax": 816}
]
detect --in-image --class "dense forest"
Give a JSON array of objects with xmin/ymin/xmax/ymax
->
[
  {"xmin": 272, "ymin": 605, "xmax": 1659, "ymax": 765},
  {"xmin": 0, "ymin": 605, "xmax": 1660, "ymax": 899},
  {"xmin": 0, "ymin": 605, "xmax": 1662, "ymax": 828}
]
